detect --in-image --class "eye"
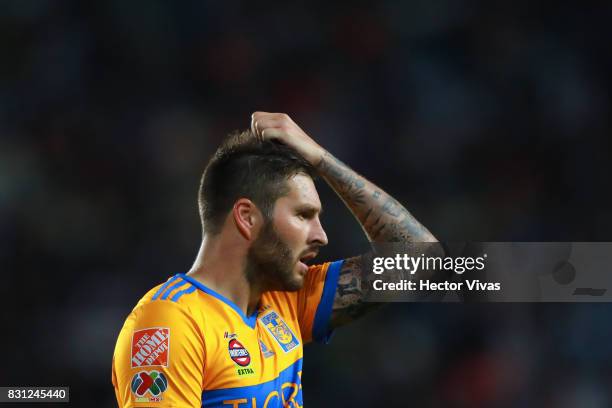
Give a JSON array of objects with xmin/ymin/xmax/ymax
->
[
  {"xmin": 296, "ymin": 210, "xmax": 315, "ymax": 220},
  {"xmin": 295, "ymin": 208, "xmax": 319, "ymax": 220}
]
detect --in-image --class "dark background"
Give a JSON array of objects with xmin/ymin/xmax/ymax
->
[{"xmin": 1, "ymin": 1, "xmax": 612, "ymax": 406}]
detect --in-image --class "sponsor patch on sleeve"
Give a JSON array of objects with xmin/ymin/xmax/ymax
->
[
  {"xmin": 131, "ymin": 370, "xmax": 168, "ymax": 402},
  {"xmin": 131, "ymin": 327, "xmax": 170, "ymax": 368}
]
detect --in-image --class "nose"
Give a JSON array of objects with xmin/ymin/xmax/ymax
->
[{"xmin": 308, "ymin": 217, "xmax": 328, "ymax": 247}]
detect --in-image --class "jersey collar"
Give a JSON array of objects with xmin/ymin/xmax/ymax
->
[{"xmin": 178, "ymin": 273, "xmax": 259, "ymax": 329}]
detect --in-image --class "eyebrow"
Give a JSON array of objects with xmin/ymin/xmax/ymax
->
[{"xmin": 296, "ymin": 204, "xmax": 323, "ymax": 215}]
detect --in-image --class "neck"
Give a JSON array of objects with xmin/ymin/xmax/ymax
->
[{"xmin": 187, "ymin": 234, "xmax": 263, "ymax": 316}]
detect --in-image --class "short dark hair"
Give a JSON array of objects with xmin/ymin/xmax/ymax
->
[{"xmin": 198, "ymin": 130, "xmax": 316, "ymax": 235}]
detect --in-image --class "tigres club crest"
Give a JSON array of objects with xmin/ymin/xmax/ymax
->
[
  {"xmin": 228, "ymin": 339, "xmax": 251, "ymax": 367},
  {"xmin": 259, "ymin": 310, "xmax": 300, "ymax": 353}
]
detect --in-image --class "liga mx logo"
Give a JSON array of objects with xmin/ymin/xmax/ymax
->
[{"xmin": 131, "ymin": 370, "xmax": 168, "ymax": 402}]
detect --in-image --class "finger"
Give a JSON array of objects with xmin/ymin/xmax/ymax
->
[
  {"xmin": 260, "ymin": 127, "xmax": 285, "ymax": 141},
  {"xmin": 252, "ymin": 111, "xmax": 272, "ymax": 117},
  {"xmin": 250, "ymin": 117, "xmax": 260, "ymax": 140},
  {"xmin": 251, "ymin": 111, "xmax": 266, "ymax": 141},
  {"xmin": 252, "ymin": 111, "xmax": 289, "ymax": 124},
  {"xmin": 256, "ymin": 121, "xmax": 266, "ymax": 141},
  {"xmin": 251, "ymin": 112, "xmax": 288, "ymax": 140},
  {"xmin": 256, "ymin": 117, "xmax": 285, "ymax": 132},
  {"xmin": 251, "ymin": 112, "xmax": 271, "ymax": 140},
  {"xmin": 251, "ymin": 111, "xmax": 272, "ymax": 129}
]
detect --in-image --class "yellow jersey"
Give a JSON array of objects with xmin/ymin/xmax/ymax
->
[{"xmin": 112, "ymin": 260, "xmax": 343, "ymax": 407}]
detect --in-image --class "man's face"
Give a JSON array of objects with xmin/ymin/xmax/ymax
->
[{"xmin": 247, "ymin": 173, "xmax": 328, "ymax": 291}]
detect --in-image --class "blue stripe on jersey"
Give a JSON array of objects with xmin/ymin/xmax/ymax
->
[
  {"xmin": 179, "ymin": 273, "xmax": 259, "ymax": 329},
  {"xmin": 312, "ymin": 259, "xmax": 344, "ymax": 344},
  {"xmin": 160, "ymin": 279, "xmax": 190, "ymax": 300},
  {"xmin": 201, "ymin": 358, "xmax": 303, "ymax": 407},
  {"xmin": 152, "ymin": 275, "xmax": 181, "ymax": 300},
  {"xmin": 170, "ymin": 285, "xmax": 196, "ymax": 302}
]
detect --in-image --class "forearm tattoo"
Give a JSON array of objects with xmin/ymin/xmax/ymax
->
[
  {"xmin": 317, "ymin": 151, "xmax": 438, "ymax": 327},
  {"xmin": 330, "ymin": 256, "xmax": 383, "ymax": 328},
  {"xmin": 316, "ymin": 152, "xmax": 436, "ymax": 243}
]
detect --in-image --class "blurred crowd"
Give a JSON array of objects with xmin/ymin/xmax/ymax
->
[{"xmin": 1, "ymin": 1, "xmax": 611, "ymax": 406}]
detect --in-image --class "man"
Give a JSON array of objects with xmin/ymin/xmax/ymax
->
[{"xmin": 112, "ymin": 112, "xmax": 437, "ymax": 407}]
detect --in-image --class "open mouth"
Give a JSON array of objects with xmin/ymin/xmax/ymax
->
[
  {"xmin": 297, "ymin": 251, "xmax": 318, "ymax": 273},
  {"xmin": 299, "ymin": 251, "xmax": 318, "ymax": 266}
]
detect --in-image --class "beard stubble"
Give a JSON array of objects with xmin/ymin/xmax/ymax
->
[{"xmin": 246, "ymin": 220, "xmax": 304, "ymax": 292}]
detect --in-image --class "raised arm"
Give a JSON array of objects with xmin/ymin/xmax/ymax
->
[
  {"xmin": 251, "ymin": 112, "xmax": 438, "ymax": 328},
  {"xmin": 316, "ymin": 151, "xmax": 438, "ymax": 326},
  {"xmin": 316, "ymin": 151, "xmax": 436, "ymax": 244}
]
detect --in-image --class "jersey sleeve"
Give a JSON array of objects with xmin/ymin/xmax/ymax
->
[
  {"xmin": 112, "ymin": 300, "xmax": 205, "ymax": 407},
  {"xmin": 296, "ymin": 259, "xmax": 344, "ymax": 344}
]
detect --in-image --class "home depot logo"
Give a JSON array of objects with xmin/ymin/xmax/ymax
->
[{"xmin": 131, "ymin": 327, "xmax": 170, "ymax": 368}]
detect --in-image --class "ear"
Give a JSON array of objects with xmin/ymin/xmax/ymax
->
[{"xmin": 232, "ymin": 198, "xmax": 261, "ymax": 240}]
